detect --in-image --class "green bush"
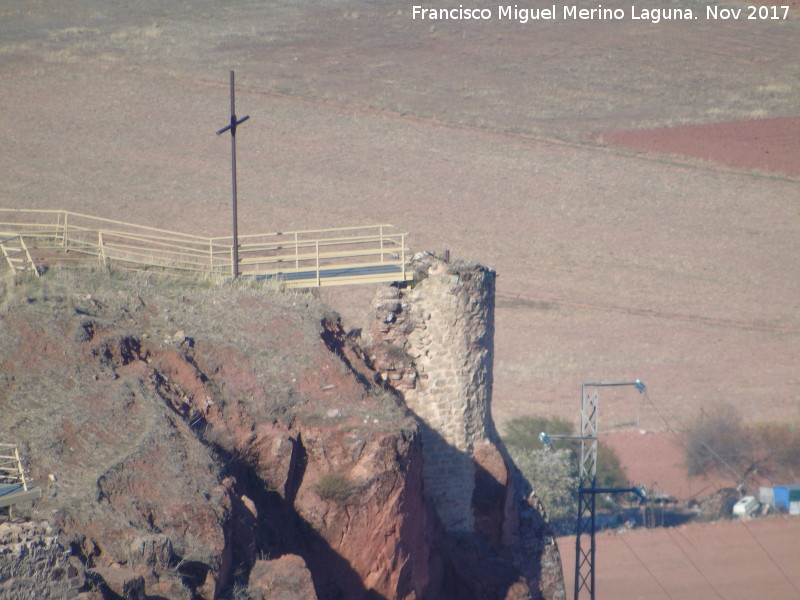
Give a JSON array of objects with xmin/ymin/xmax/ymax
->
[
  {"xmin": 314, "ymin": 473, "xmax": 357, "ymax": 504},
  {"xmin": 502, "ymin": 415, "xmax": 631, "ymax": 525},
  {"xmin": 502, "ymin": 416, "xmax": 629, "ymax": 489}
]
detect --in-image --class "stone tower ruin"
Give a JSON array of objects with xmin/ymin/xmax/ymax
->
[{"xmin": 367, "ymin": 253, "xmax": 566, "ymax": 599}]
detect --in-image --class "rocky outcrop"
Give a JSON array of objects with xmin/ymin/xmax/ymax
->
[
  {"xmin": 0, "ymin": 268, "xmax": 435, "ymax": 600},
  {"xmin": 0, "ymin": 262, "xmax": 565, "ymax": 600},
  {"xmin": 0, "ymin": 520, "xmax": 84, "ymax": 600},
  {"xmin": 247, "ymin": 554, "xmax": 318, "ymax": 600}
]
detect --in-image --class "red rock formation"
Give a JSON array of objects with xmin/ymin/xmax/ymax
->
[{"xmin": 0, "ymin": 266, "xmax": 564, "ymax": 600}]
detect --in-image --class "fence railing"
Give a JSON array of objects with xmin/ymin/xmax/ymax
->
[
  {"xmin": 0, "ymin": 209, "xmax": 412, "ymax": 287},
  {"xmin": 0, "ymin": 234, "xmax": 38, "ymax": 276},
  {"xmin": 0, "ymin": 443, "xmax": 41, "ymax": 513},
  {"xmin": 0, "ymin": 444, "xmax": 30, "ymax": 490}
]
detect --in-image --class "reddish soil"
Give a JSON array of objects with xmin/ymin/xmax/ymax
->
[
  {"xmin": 594, "ymin": 117, "xmax": 800, "ymax": 177},
  {"xmin": 1, "ymin": 3, "xmax": 798, "ymax": 599},
  {"xmin": 604, "ymin": 432, "xmax": 736, "ymax": 501},
  {"xmin": 558, "ymin": 516, "xmax": 800, "ymax": 600}
]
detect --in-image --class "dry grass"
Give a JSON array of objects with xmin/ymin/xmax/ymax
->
[{"xmin": 0, "ymin": 263, "xmax": 420, "ymax": 597}]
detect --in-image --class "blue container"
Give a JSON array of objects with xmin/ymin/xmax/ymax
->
[{"xmin": 772, "ymin": 484, "xmax": 800, "ymax": 510}]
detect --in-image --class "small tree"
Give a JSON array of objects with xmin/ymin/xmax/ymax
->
[
  {"xmin": 684, "ymin": 404, "xmax": 754, "ymax": 479},
  {"xmin": 684, "ymin": 405, "xmax": 800, "ymax": 483},
  {"xmin": 758, "ymin": 424, "xmax": 800, "ymax": 480},
  {"xmin": 502, "ymin": 416, "xmax": 630, "ymax": 529},
  {"xmin": 508, "ymin": 445, "xmax": 577, "ymax": 527}
]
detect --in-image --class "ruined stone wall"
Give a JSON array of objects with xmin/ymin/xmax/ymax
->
[
  {"xmin": 369, "ymin": 255, "xmax": 497, "ymax": 532},
  {"xmin": 0, "ymin": 520, "xmax": 85, "ymax": 599},
  {"xmin": 368, "ymin": 254, "xmax": 567, "ymax": 600}
]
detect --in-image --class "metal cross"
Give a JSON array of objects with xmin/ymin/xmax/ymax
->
[{"xmin": 216, "ymin": 70, "xmax": 250, "ymax": 278}]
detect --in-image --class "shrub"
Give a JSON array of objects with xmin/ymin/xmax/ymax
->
[
  {"xmin": 314, "ymin": 473, "xmax": 357, "ymax": 504},
  {"xmin": 508, "ymin": 445, "xmax": 577, "ymax": 527},
  {"xmin": 502, "ymin": 415, "xmax": 631, "ymax": 526},
  {"xmin": 502, "ymin": 416, "xmax": 629, "ymax": 489}
]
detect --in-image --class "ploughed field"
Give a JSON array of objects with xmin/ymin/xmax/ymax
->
[{"xmin": 1, "ymin": 1, "xmax": 798, "ymax": 598}]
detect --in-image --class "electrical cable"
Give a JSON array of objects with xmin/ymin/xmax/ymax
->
[
  {"xmin": 618, "ymin": 533, "xmax": 675, "ymax": 599},
  {"xmin": 641, "ymin": 389, "xmax": 754, "ymax": 491},
  {"xmin": 739, "ymin": 519, "xmax": 800, "ymax": 597},
  {"xmin": 665, "ymin": 528, "xmax": 727, "ymax": 599},
  {"xmin": 642, "ymin": 388, "xmax": 800, "ymax": 597}
]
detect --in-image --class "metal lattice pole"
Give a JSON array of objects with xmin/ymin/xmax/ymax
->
[
  {"xmin": 574, "ymin": 380, "xmax": 647, "ymax": 600},
  {"xmin": 574, "ymin": 384, "xmax": 599, "ymax": 600},
  {"xmin": 541, "ymin": 382, "xmax": 647, "ymax": 600}
]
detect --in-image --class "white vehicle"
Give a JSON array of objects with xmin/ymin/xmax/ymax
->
[{"xmin": 732, "ymin": 495, "xmax": 759, "ymax": 517}]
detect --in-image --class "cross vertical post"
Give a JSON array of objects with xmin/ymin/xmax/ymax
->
[{"xmin": 216, "ymin": 70, "xmax": 250, "ymax": 278}]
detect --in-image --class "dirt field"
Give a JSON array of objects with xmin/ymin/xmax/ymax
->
[
  {"xmin": 558, "ymin": 516, "xmax": 800, "ymax": 600},
  {"xmin": 1, "ymin": 1, "xmax": 798, "ymax": 597}
]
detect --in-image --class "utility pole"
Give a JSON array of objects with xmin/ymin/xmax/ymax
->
[
  {"xmin": 216, "ymin": 70, "xmax": 249, "ymax": 278},
  {"xmin": 541, "ymin": 380, "xmax": 647, "ymax": 600}
]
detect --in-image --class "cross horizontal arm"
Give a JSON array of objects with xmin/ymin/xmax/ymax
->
[{"xmin": 216, "ymin": 115, "xmax": 250, "ymax": 136}]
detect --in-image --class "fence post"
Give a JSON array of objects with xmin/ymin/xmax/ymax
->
[
  {"xmin": 19, "ymin": 237, "xmax": 39, "ymax": 277},
  {"xmin": 380, "ymin": 225, "xmax": 384, "ymax": 263},
  {"xmin": 62, "ymin": 212, "xmax": 69, "ymax": 248},
  {"xmin": 295, "ymin": 233, "xmax": 299, "ymax": 269},
  {"xmin": 98, "ymin": 231, "xmax": 107, "ymax": 267},
  {"xmin": 13, "ymin": 446, "xmax": 28, "ymax": 492},
  {"xmin": 316, "ymin": 240, "xmax": 320, "ymax": 287},
  {"xmin": 401, "ymin": 234, "xmax": 406, "ymax": 282},
  {"xmin": 209, "ymin": 240, "xmax": 214, "ymax": 273}
]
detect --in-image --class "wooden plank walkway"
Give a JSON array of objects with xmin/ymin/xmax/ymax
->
[
  {"xmin": 0, "ymin": 483, "xmax": 41, "ymax": 510},
  {"xmin": 0, "ymin": 444, "xmax": 41, "ymax": 514}
]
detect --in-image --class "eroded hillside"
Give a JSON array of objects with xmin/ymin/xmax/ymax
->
[
  {"xmin": 0, "ymin": 267, "xmax": 432, "ymax": 599},
  {"xmin": 0, "ymin": 265, "xmax": 564, "ymax": 600}
]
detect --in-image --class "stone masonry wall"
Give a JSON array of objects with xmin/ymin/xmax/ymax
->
[
  {"xmin": 368, "ymin": 254, "xmax": 496, "ymax": 532},
  {"xmin": 0, "ymin": 520, "xmax": 85, "ymax": 599},
  {"xmin": 368, "ymin": 253, "xmax": 567, "ymax": 600}
]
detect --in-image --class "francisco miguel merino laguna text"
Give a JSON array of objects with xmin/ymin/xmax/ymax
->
[{"xmin": 411, "ymin": 4, "xmax": 698, "ymax": 23}]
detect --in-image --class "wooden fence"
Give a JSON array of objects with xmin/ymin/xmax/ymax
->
[
  {"xmin": 0, "ymin": 234, "xmax": 38, "ymax": 276},
  {"xmin": 0, "ymin": 443, "xmax": 41, "ymax": 513},
  {"xmin": 0, "ymin": 209, "xmax": 412, "ymax": 287}
]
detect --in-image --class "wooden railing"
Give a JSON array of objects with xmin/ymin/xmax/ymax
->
[
  {"xmin": 0, "ymin": 444, "xmax": 30, "ymax": 489},
  {"xmin": 0, "ymin": 234, "xmax": 38, "ymax": 276},
  {"xmin": 0, "ymin": 209, "xmax": 412, "ymax": 287},
  {"xmin": 0, "ymin": 443, "xmax": 41, "ymax": 514}
]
